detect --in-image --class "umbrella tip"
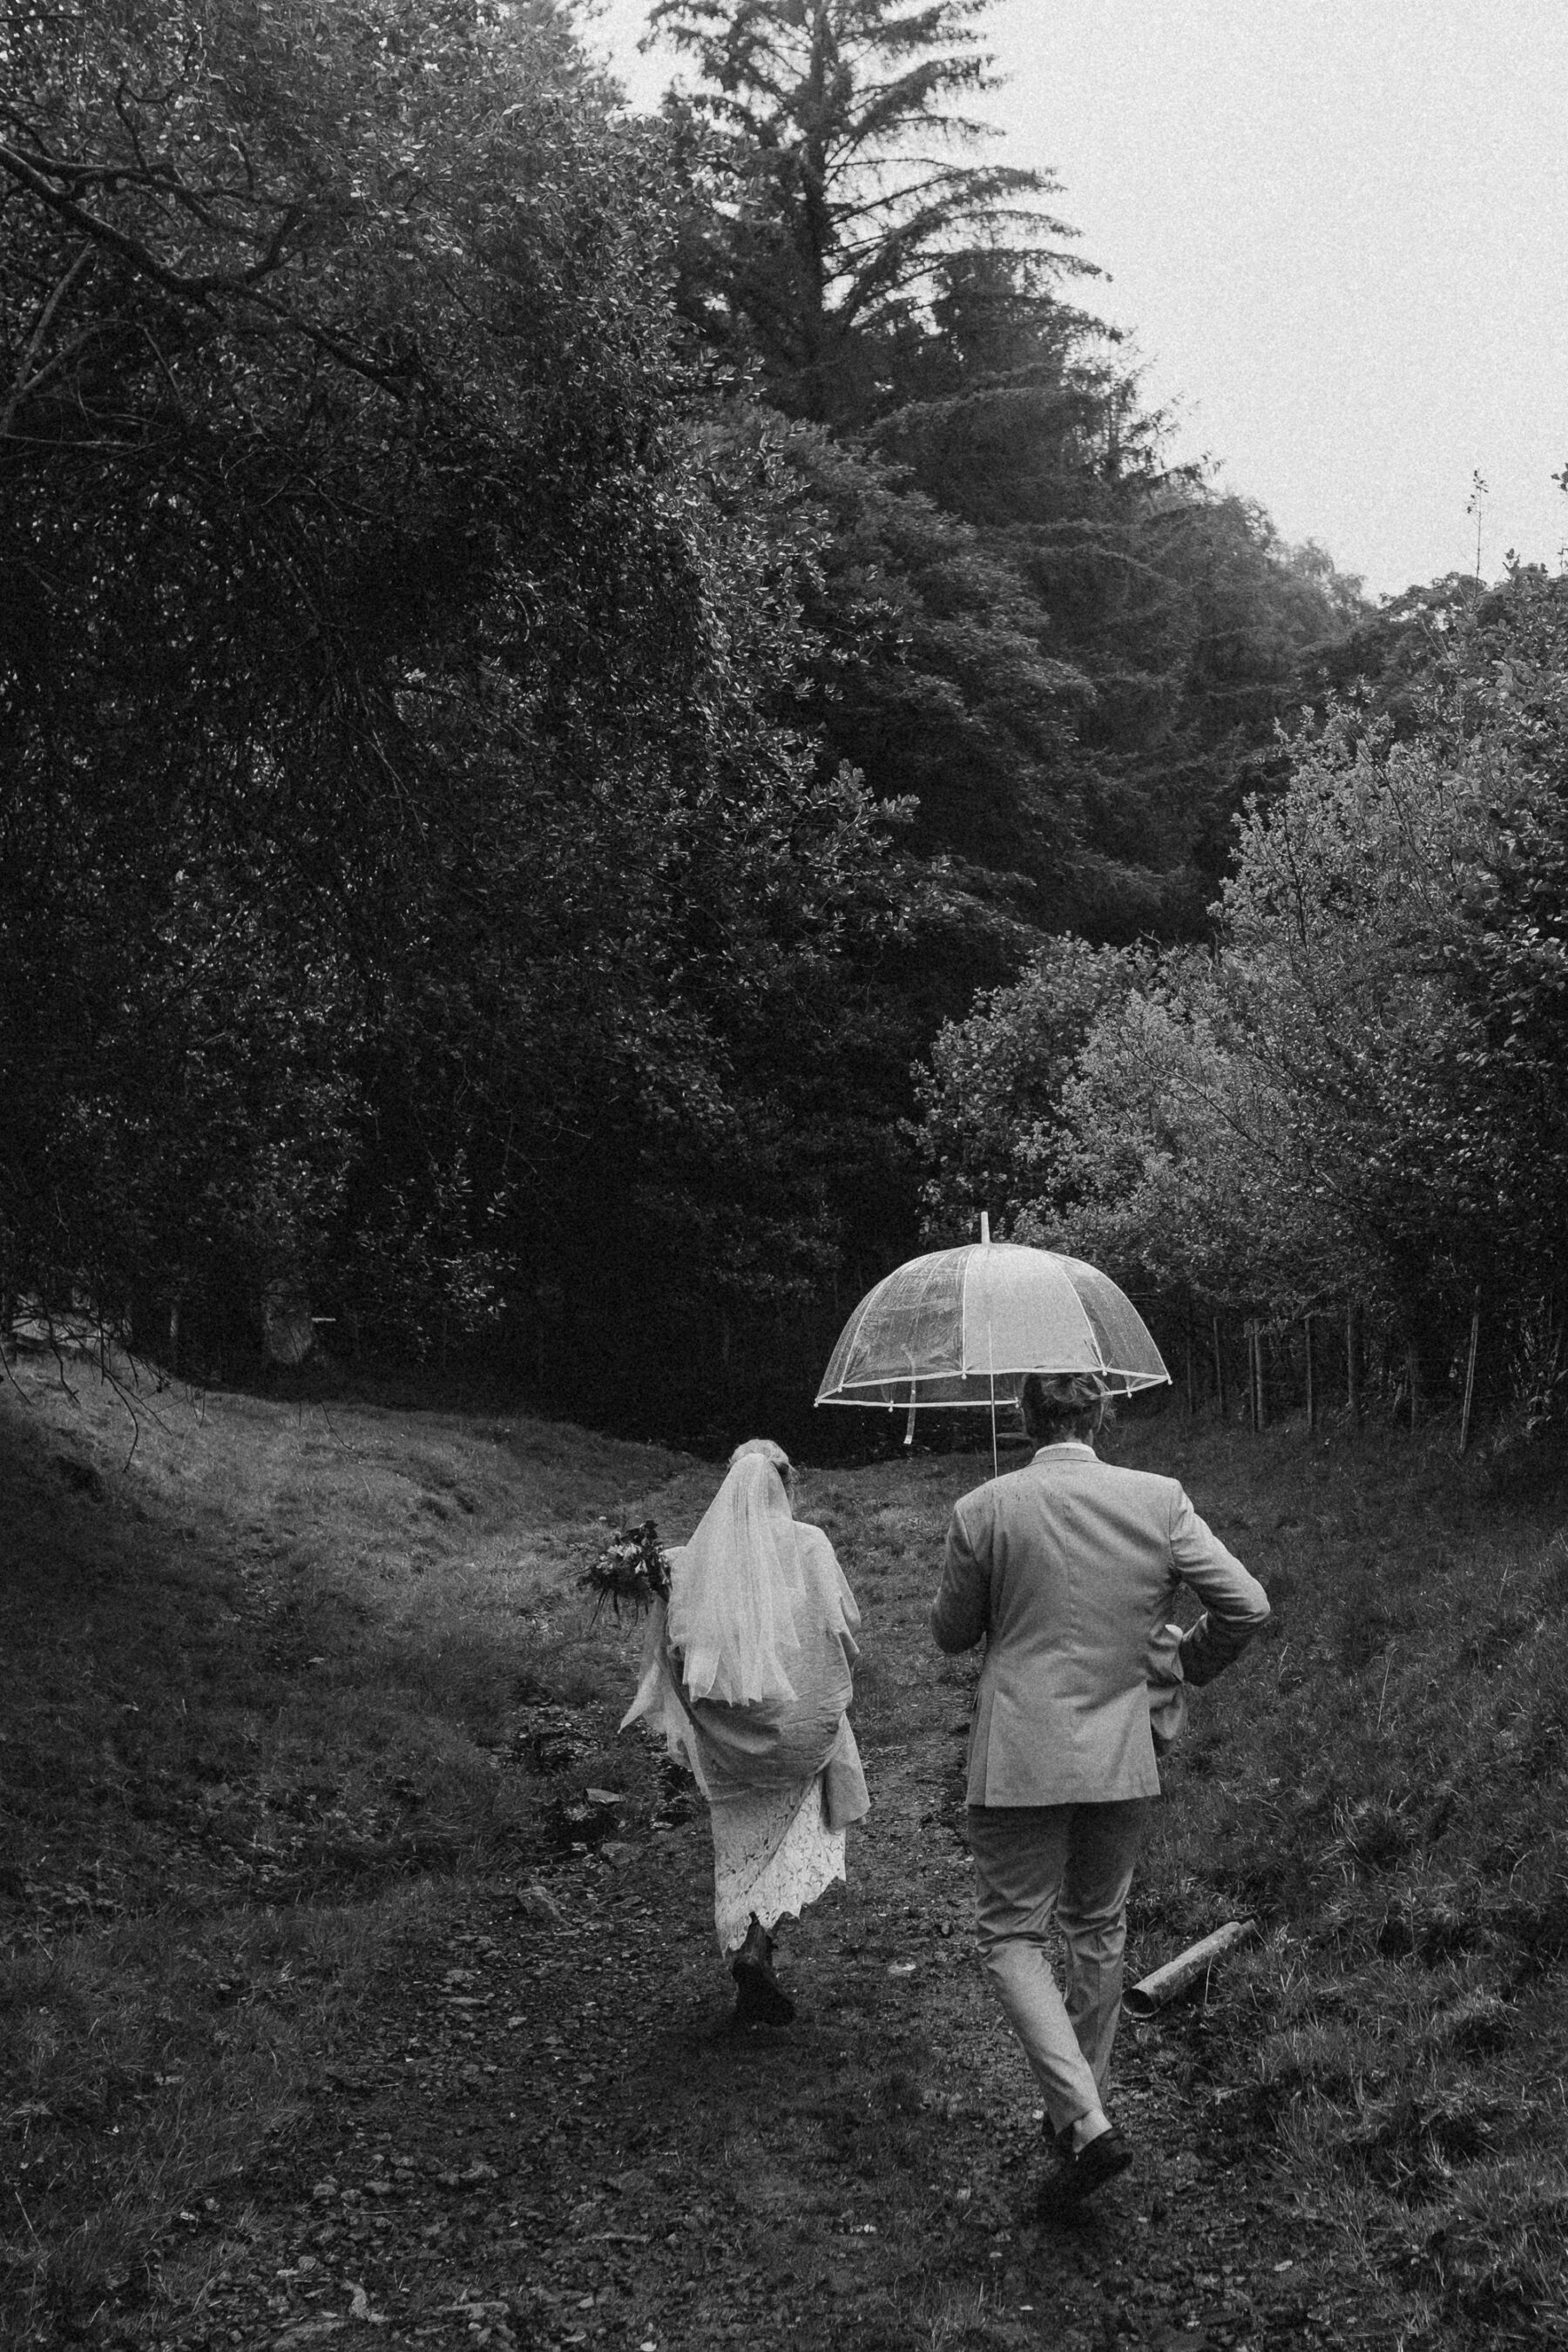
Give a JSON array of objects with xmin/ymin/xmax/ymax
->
[{"xmin": 979, "ymin": 1211, "xmax": 990, "ymax": 1246}]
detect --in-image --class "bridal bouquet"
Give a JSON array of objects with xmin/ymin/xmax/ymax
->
[{"xmin": 579, "ymin": 1519, "xmax": 671, "ymax": 1619}]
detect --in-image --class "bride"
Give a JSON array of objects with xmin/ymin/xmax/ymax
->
[{"xmin": 620, "ymin": 1438, "xmax": 870, "ymax": 2023}]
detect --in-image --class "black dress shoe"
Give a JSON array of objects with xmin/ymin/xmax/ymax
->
[
  {"xmin": 1037, "ymin": 2126, "xmax": 1132, "ymax": 2215},
  {"xmin": 731, "ymin": 1923, "xmax": 794, "ymax": 2024}
]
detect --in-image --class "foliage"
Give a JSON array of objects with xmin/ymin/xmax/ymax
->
[
  {"xmin": 691, "ymin": 403, "xmax": 1318, "ymax": 981},
  {"xmin": 1040, "ymin": 708, "xmax": 1527, "ymax": 1352},
  {"xmin": 1076, "ymin": 706, "xmax": 1517, "ymax": 1328},
  {"xmin": 648, "ymin": 0, "xmax": 1088, "ymax": 427},
  {"xmin": 914, "ymin": 935, "xmax": 1142, "ymax": 1239},
  {"xmin": 1, "ymin": 0, "xmax": 1369, "ymax": 1432},
  {"xmin": 919, "ymin": 571, "xmax": 1568, "ymax": 1406},
  {"xmin": 1439, "ymin": 569, "xmax": 1568, "ymax": 1308},
  {"xmin": 0, "ymin": 0, "xmax": 918, "ymax": 1396},
  {"xmin": 878, "ymin": 391, "xmax": 1369, "ymax": 934},
  {"xmin": 743, "ymin": 413, "xmax": 1110, "ymax": 981},
  {"xmin": 644, "ymin": 1, "xmax": 1364, "ymax": 958}
]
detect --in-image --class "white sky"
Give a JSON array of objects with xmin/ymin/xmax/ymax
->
[{"xmin": 585, "ymin": 0, "xmax": 1568, "ymax": 601}]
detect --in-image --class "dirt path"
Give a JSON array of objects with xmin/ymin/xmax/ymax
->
[{"xmin": 162, "ymin": 1734, "xmax": 1403, "ymax": 2352}]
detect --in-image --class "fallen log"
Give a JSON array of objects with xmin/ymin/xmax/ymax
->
[{"xmin": 1122, "ymin": 1918, "xmax": 1258, "ymax": 2019}]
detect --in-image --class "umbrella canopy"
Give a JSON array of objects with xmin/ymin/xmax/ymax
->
[{"xmin": 815, "ymin": 1239, "xmax": 1169, "ymax": 1412}]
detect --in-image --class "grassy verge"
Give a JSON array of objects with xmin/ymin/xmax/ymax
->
[{"xmin": 1119, "ymin": 1405, "xmax": 1568, "ymax": 2343}]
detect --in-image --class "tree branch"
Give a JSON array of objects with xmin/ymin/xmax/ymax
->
[
  {"xmin": 0, "ymin": 141, "xmax": 412, "ymax": 399},
  {"xmin": 0, "ymin": 240, "xmax": 96, "ymax": 436}
]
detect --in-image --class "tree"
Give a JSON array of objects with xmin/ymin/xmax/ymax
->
[
  {"xmin": 0, "ymin": 0, "xmax": 913, "ymax": 1415},
  {"xmin": 1439, "ymin": 570, "xmax": 1568, "ymax": 1327},
  {"xmin": 643, "ymin": 2, "xmax": 1363, "ymax": 950},
  {"xmin": 648, "ymin": 0, "xmax": 1089, "ymax": 425},
  {"xmin": 916, "ymin": 600, "xmax": 1568, "ymax": 1414},
  {"xmin": 914, "ymin": 935, "xmax": 1142, "ymax": 1239},
  {"xmin": 758, "ymin": 420, "xmax": 1092, "ymax": 931},
  {"xmin": 875, "ymin": 388, "xmax": 1369, "ymax": 934}
]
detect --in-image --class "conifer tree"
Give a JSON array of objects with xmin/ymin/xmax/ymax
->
[
  {"xmin": 648, "ymin": 0, "xmax": 1362, "ymax": 958},
  {"xmin": 650, "ymin": 0, "xmax": 1089, "ymax": 423}
]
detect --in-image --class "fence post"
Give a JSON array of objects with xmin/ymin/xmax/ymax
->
[
  {"xmin": 1347, "ymin": 1301, "xmax": 1362, "ymax": 1424},
  {"xmin": 1459, "ymin": 1297, "xmax": 1481, "ymax": 1455},
  {"xmin": 1243, "ymin": 1321, "xmax": 1254, "ymax": 1429},
  {"xmin": 1254, "ymin": 1322, "xmax": 1267, "ymax": 1430},
  {"xmin": 1305, "ymin": 1314, "xmax": 1316, "ymax": 1434},
  {"xmin": 1213, "ymin": 1317, "xmax": 1227, "ymax": 1417}
]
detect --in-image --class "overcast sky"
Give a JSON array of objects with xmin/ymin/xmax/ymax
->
[{"xmin": 587, "ymin": 0, "xmax": 1568, "ymax": 601}]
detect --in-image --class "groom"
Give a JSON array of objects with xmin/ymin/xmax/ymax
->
[{"xmin": 930, "ymin": 1371, "xmax": 1270, "ymax": 2210}]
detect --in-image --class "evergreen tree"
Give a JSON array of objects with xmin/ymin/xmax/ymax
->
[
  {"xmin": 646, "ymin": 0, "xmax": 1362, "ymax": 950},
  {"xmin": 649, "ymin": 0, "xmax": 1089, "ymax": 425}
]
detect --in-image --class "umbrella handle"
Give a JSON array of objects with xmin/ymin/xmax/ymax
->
[{"xmin": 988, "ymin": 1315, "xmax": 999, "ymax": 1484}]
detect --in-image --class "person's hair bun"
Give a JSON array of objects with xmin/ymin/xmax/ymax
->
[
  {"xmin": 728, "ymin": 1436, "xmax": 792, "ymax": 1475},
  {"xmin": 1024, "ymin": 1372, "xmax": 1108, "ymax": 1411}
]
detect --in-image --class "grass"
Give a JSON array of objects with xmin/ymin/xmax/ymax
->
[
  {"xmin": 1117, "ymin": 1405, "xmax": 1568, "ymax": 2341},
  {"xmin": 0, "ymin": 1339, "xmax": 713, "ymax": 2342},
  {"xmin": 3, "ymin": 1346, "xmax": 1568, "ymax": 2344}
]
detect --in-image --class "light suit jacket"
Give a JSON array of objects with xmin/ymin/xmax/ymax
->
[{"xmin": 931, "ymin": 1442, "xmax": 1271, "ymax": 1807}]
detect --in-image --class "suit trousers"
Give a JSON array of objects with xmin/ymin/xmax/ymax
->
[{"xmin": 968, "ymin": 1800, "xmax": 1150, "ymax": 2135}]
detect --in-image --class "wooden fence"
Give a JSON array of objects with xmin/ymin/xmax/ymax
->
[{"xmin": 1168, "ymin": 1297, "xmax": 1491, "ymax": 1450}]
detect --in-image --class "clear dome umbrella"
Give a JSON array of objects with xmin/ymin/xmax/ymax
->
[{"xmin": 815, "ymin": 1218, "xmax": 1169, "ymax": 1470}]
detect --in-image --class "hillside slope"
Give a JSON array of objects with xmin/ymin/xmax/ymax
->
[{"xmin": 3, "ymin": 1347, "xmax": 1565, "ymax": 2348}]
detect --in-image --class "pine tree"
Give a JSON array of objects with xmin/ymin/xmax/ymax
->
[
  {"xmin": 647, "ymin": 0, "xmax": 1362, "ymax": 953},
  {"xmin": 650, "ymin": 0, "xmax": 1089, "ymax": 423}
]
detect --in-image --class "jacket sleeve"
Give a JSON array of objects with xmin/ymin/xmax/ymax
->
[
  {"xmin": 929, "ymin": 1497, "xmax": 991, "ymax": 1653},
  {"xmin": 1168, "ymin": 1486, "xmax": 1271, "ymax": 1686}
]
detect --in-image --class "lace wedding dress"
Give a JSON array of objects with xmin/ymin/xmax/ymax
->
[
  {"xmin": 618, "ymin": 1447, "xmax": 868, "ymax": 1956},
  {"xmin": 710, "ymin": 1776, "xmax": 846, "ymax": 1954}
]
